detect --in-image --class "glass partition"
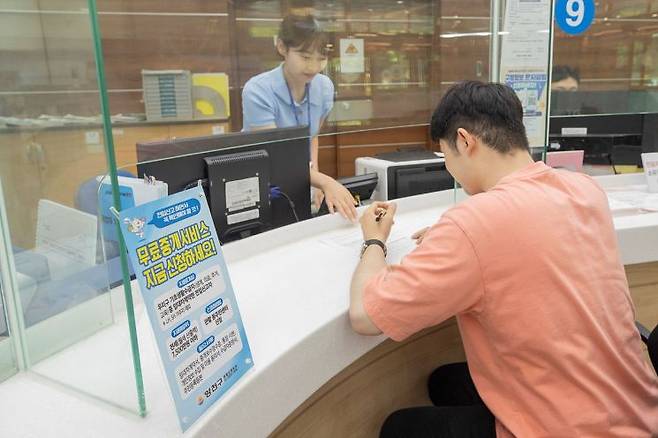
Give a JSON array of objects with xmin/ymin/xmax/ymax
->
[
  {"xmin": 0, "ymin": 286, "xmax": 17, "ymax": 383},
  {"xmin": 89, "ymin": 0, "xmax": 550, "ymax": 235},
  {"xmin": 0, "ymin": 0, "xmax": 145, "ymax": 415},
  {"xmin": 549, "ymin": 0, "xmax": 658, "ymax": 176},
  {"xmin": 552, "ymin": 0, "xmax": 658, "ymax": 115},
  {"xmin": 0, "ymin": 189, "xmax": 19, "ymax": 382},
  {"xmin": 61, "ymin": 0, "xmax": 497, "ymax": 183}
]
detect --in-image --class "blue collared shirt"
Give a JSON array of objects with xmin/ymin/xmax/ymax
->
[{"xmin": 241, "ymin": 65, "xmax": 334, "ymax": 137}]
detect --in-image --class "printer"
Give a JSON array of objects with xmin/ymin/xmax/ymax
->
[{"xmin": 355, "ymin": 150, "xmax": 454, "ymax": 201}]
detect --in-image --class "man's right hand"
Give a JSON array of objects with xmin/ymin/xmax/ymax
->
[{"xmin": 359, "ymin": 201, "xmax": 397, "ymax": 243}]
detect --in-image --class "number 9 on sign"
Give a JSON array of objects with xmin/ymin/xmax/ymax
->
[{"xmin": 555, "ymin": 0, "xmax": 595, "ymax": 35}]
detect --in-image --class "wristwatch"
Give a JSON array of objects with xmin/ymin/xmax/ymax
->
[{"xmin": 360, "ymin": 239, "xmax": 387, "ymax": 258}]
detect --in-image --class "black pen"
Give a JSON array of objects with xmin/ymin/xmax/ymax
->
[{"xmin": 375, "ymin": 208, "xmax": 386, "ymax": 222}]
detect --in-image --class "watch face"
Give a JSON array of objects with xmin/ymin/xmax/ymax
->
[{"xmin": 359, "ymin": 243, "xmax": 367, "ymax": 258}]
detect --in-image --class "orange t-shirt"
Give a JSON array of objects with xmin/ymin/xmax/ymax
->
[{"xmin": 363, "ymin": 161, "xmax": 658, "ymax": 437}]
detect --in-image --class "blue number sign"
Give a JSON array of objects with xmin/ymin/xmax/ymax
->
[{"xmin": 555, "ymin": 0, "xmax": 595, "ymax": 35}]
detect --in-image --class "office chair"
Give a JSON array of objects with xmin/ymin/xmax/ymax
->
[{"xmin": 636, "ymin": 321, "xmax": 658, "ymax": 374}]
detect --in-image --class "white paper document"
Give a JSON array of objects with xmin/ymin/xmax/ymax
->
[
  {"xmin": 319, "ymin": 225, "xmax": 419, "ymax": 263},
  {"xmin": 606, "ymin": 187, "xmax": 658, "ymax": 213}
]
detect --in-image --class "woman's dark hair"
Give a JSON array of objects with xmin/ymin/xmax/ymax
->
[
  {"xmin": 552, "ymin": 65, "xmax": 580, "ymax": 83},
  {"xmin": 278, "ymin": 14, "xmax": 331, "ymax": 56},
  {"xmin": 430, "ymin": 81, "xmax": 529, "ymax": 153}
]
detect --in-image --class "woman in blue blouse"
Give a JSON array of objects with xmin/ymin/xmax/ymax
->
[{"xmin": 242, "ymin": 14, "xmax": 357, "ymax": 221}]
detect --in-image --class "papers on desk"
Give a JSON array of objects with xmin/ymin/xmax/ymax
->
[
  {"xmin": 318, "ymin": 225, "xmax": 418, "ymax": 263},
  {"xmin": 606, "ymin": 185, "xmax": 658, "ymax": 214}
]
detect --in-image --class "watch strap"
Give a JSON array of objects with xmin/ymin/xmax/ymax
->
[{"xmin": 362, "ymin": 239, "xmax": 387, "ymax": 258}]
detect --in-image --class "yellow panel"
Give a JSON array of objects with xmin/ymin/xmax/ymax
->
[{"xmin": 192, "ymin": 73, "xmax": 231, "ymax": 119}]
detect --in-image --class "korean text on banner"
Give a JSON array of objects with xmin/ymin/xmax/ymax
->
[{"xmin": 118, "ymin": 187, "xmax": 253, "ymax": 431}]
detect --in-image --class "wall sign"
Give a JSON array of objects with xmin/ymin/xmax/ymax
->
[
  {"xmin": 340, "ymin": 38, "xmax": 365, "ymax": 74},
  {"xmin": 500, "ymin": 0, "xmax": 552, "ymax": 148}
]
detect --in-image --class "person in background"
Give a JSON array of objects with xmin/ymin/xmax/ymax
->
[
  {"xmin": 242, "ymin": 14, "xmax": 357, "ymax": 222},
  {"xmin": 349, "ymin": 81, "xmax": 658, "ymax": 437},
  {"xmin": 551, "ymin": 65, "xmax": 580, "ymax": 91}
]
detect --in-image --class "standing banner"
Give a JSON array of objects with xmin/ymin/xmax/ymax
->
[
  {"xmin": 499, "ymin": 0, "xmax": 552, "ymax": 148},
  {"xmin": 119, "ymin": 187, "xmax": 253, "ymax": 431}
]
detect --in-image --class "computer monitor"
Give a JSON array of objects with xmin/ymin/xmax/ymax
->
[
  {"xmin": 136, "ymin": 126, "xmax": 311, "ymax": 242},
  {"xmin": 548, "ymin": 113, "xmax": 645, "ymax": 165}
]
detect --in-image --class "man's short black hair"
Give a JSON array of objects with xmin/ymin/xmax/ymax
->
[
  {"xmin": 430, "ymin": 81, "xmax": 530, "ymax": 153},
  {"xmin": 552, "ymin": 65, "xmax": 580, "ymax": 84}
]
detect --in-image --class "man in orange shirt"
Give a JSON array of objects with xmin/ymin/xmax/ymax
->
[{"xmin": 350, "ymin": 81, "xmax": 658, "ymax": 437}]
